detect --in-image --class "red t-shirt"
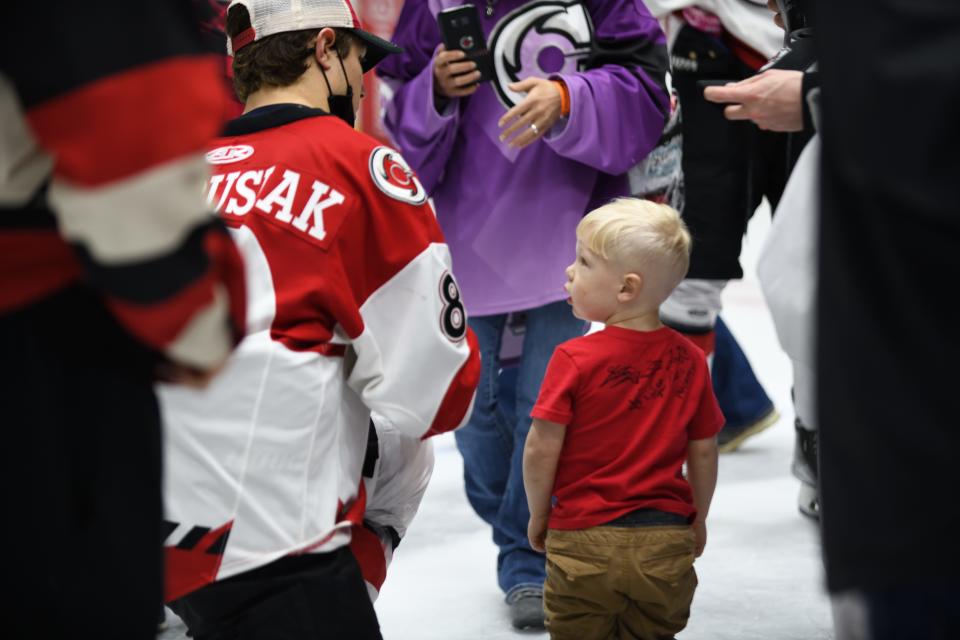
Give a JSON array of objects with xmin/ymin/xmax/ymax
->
[{"xmin": 531, "ymin": 325, "xmax": 724, "ymax": 530}]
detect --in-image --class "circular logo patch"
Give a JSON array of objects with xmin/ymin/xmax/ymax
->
[
  {"xmin": 488, "ymin": 1, "xmax": 594, "ymax": 109},
  {"xmin": 369, "ymin": 147, "xmax": 427, "ymax": 206},
  {"xmin": 206, "ymin": 145, "xmax": 255, "ymax": 165}
]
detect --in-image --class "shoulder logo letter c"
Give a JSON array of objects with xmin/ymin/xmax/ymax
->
[{"xmin": 369, "ymin": 147, "xmax": 428, "ymax": 206}]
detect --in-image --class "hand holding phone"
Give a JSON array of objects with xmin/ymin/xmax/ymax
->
[
  {"xmin": 697, "ymin": 79, "xmax": 737, "ymax": 96},
  {"xmin": 699, "ymin": 72, "xmax": 805, "ymax": 132},
  {"xmin": 697, "ymin": 79, "xmax": 740, "ymax": 110},
  {"xmin": 437, "ymin": 5, "xmax": 492, "ymax": 84},
  {"xmin": 434, "ymin": 47, "xmax": 482, "ymax": 100}
]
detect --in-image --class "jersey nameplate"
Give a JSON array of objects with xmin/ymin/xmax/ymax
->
[{"xmin": 205, "ymin": 164, "xmax": 346, "ymax": 247}]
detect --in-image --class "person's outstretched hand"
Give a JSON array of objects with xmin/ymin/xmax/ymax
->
[{"xmin": 704, "ymin": 70, "xmax": 804, "ymax": 132}]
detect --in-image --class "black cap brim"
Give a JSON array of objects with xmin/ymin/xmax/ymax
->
[{"xmin": 348, "ymin": 29, "xmax": 404, "ymax": 72}]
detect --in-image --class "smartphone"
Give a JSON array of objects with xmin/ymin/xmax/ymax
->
[
  {"xmin": 696, "ymin": 79, "xmax": 735, "ymax": 91},
  {"xmin": 696, "ymin": 79, "xmax": 740, "ymax": 110},
  {"xmin": 437, "ymin": 4, "xmax": 492, "ymax": 83}
]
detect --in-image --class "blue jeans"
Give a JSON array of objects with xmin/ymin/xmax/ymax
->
[
  {"xmin": 454, "ymin": 300, "xmax": 586, "ymax": 598},
  {"xmin": 712, "ymin": 316, "xmax": 774, "ymax": 429}
]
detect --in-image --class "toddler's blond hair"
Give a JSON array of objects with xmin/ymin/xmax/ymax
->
[{"xmin": 576, "ymin": 198, "xmax": 691, "ymax": 306}]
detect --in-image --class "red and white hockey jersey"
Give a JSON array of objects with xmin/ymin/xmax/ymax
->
[
  {"xmin": 160, "ymin": 104, "xmax": 479, "ymax": 602},
  {"xmin": 0, "ymin": 1, "xmax": 246, "ymax": 370}
]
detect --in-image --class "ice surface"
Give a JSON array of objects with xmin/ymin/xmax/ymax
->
[{"xmin": 161, "ymin": 210, "xmax": 835, "ymax": 639}]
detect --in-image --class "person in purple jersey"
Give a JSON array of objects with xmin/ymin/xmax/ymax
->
[{"xmin": 377, "ymin": 0, "xmax": 669, "ymax": 629}]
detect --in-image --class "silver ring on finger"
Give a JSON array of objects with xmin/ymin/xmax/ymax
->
[{"xmin": 530, "ymin": 122, "xmax": 540, "ymax": 136}]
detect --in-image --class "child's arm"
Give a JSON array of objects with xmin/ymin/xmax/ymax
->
[
  {"xmin": 523, "ymin": 418, "xmax": 567, "ymax": 553},
  {"xmin": 687, "ymin": 436, "xmax": 719, "ymax": 557}
]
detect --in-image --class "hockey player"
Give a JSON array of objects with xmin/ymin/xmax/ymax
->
[
  {"xmin": 160, "ymin": 1, "xmax": 480, "ymax": 638},
  {"xmin": 1, "ymin": 2, "xmax": 247, "ymax": 638}
]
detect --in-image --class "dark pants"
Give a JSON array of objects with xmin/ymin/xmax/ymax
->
[
  {"xmin": 170, "ymin": 548, "xmax": 382, "ymax": 640},
  {"xmin": 815, "ymin": 0, "xmax": 960, "ymax": 612},
  {"xmin": 1, "ymin": 286, "xmax": 163, "ymax": 639},
  {"xmin": 671, "ymin": 25, "xmax": 807, "ymax": 280},
  {"xmin": 712, "ymin": 316, "xmax": 774, "ymax": 429},
  {"xmin": 865, "ymin": 584, "xmax": 960, "ymax": 640}
]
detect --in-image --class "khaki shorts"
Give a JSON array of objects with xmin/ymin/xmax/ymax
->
[{"xmin": 544, "ymin": 525, "xmax": 697, "ymax": 640}]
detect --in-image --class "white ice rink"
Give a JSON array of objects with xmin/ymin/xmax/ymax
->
[{"xmin": 161, "ymin": 211, "xmax": 836, "ymax": 639}]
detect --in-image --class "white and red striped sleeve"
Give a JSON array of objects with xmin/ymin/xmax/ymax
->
[
  {"xmin": 2, "ymin": 1, "xmax": 246, "ymax": 370},
  {"xmin": 351, "ymin": 421, "xmax": 435, "ymax": 601},
  {"xmin": 337, "ymin": 145, "xmax": 480, "ymax": 440}
]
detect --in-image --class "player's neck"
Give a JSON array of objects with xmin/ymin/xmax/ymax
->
[{"xmin": 243, "ymin": 75, "xmax": 330, "ymax": 114}]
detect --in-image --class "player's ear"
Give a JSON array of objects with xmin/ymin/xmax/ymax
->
[
  {"xmin": 314, "ymin": 28, "xmax": 337, "ymax": 70},
  {"xmin": 618, "ymin": 273, "xmax": 642, "ymax": 302}
]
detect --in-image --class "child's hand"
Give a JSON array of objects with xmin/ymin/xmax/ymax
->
[
  {"xmin": 527, "ymin": 513, "xmax": 549, "ymax": 553},
  {"xmin": 692, "ymin": 519, "xmax": 707, "ymax": 557}
]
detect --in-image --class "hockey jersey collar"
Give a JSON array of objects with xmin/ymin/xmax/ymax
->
[{"xmin": 223, "ymin": 103, "xmax": 331, "ymax": 136}]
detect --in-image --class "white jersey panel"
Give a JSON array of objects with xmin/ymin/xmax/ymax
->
[
  {"xmin": 218, "ymin": 339, "xmax": 350, "ymax": 577},
  {"xmin": 347, "ymin": 242, "xmax": 473, "ymax": 439},
  {"xmin": 161, "ymin": 225, "xmax": 366, "ymax": 581},
  {"xmin": 228, "ymin": 225, "xmax": 278, "ymax": 336}
]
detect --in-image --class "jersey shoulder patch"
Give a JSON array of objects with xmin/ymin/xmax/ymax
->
[
  {"xmin": 368, "ymin": 146, "xmax": 428, "ymax": 206},
  {"xmin": 206, "ymin": 144, "xmax": 254, "ymax": 164}
]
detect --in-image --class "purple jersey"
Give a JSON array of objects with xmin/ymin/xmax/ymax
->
[{"xmin": 378, "ymin": 0, "xmax": 669, "ymax": 316}]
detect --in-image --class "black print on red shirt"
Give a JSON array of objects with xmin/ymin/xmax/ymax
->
[
  {"xmin": 602, "ymin": 345, "xmax": 695, "ymax": 410},
  {"xmin": 629, "ymin": 377, "xmax": 666, "ymax": 410},
  {"xmin": 601, "ymin": 364, "xmax": 641, "ymax": 388},
  {"xmin": 601, "ymin": 359, "xmax": 664, "ymax": 388}
]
